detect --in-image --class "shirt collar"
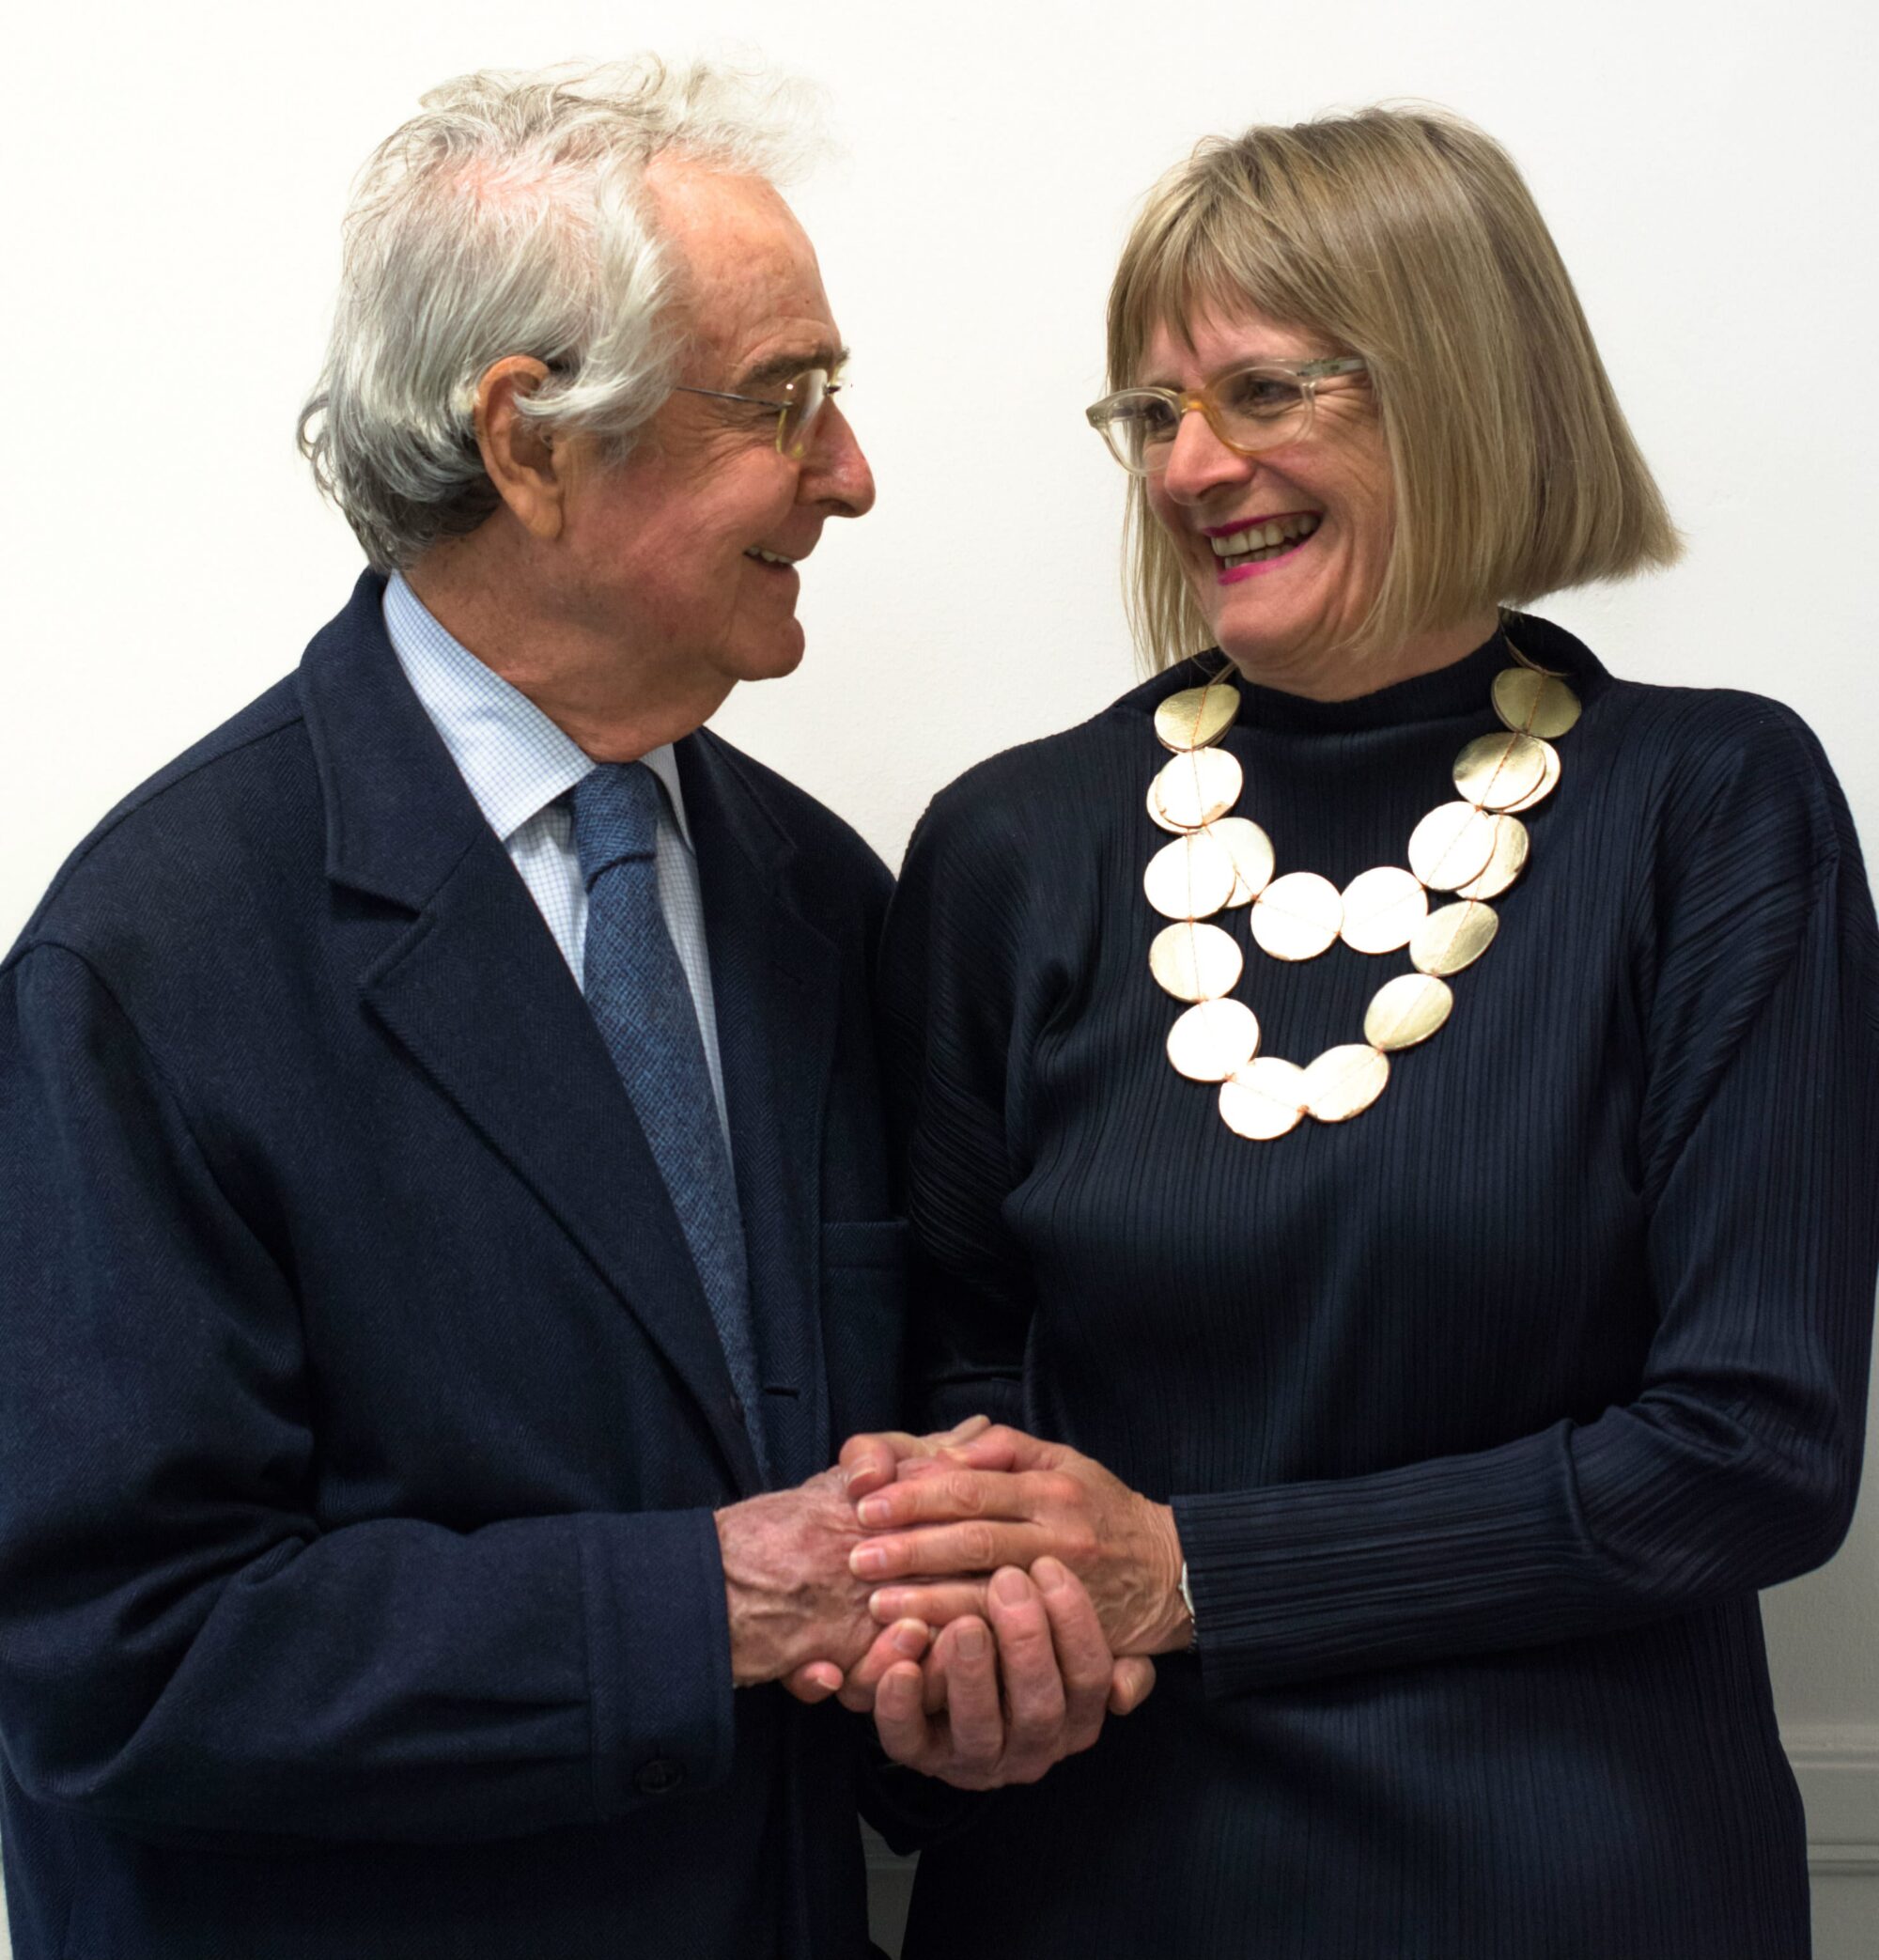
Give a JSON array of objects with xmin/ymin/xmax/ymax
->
[{"xmin": 382, "ymin": 571, "xmax": 695, "ymax": 851}]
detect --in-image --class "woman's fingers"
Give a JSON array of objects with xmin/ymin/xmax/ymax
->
[
  {"xmin": 893, "ymin": 1424, "xmax": 1055, "ymax": 1484},
  {"xmin": 850, "ymin": 1518, "xmax": 1056, "ymax": 1581},
  {"xmin": 838, "ymin": 1414, "xmax": 992, "ymax": 1500},
  {"xmin": 936, "ymin": 1425, "xmax": 1056, "ymax": 1471},
  {"xmin": 856, "ymin": 1467, "xmax": 1046, "ymax": 1530},
  {"xmin": 871, "ymin": 1578, "xmax": 988, "ymax": 1627},
  {"xmin": 899, "ymin": 1440, "xmax": 1021, "ymax": 1480}
]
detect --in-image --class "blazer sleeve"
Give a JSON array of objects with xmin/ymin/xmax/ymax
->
[
  {"xmin": 1171, "ymin": 708, "xmax": 1879, "ymax": 1696},
  {"xmin": 0, "ymin": 941, "xmax": 735, "ymax": 1845}
]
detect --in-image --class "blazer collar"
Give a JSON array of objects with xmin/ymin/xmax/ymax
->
[
  {"xmin": 299, "ymin": 570, "xmax": 490, "ymax": 911},
  {"xmin": 297, "ymin": 571, "xmax": 841, "ymax": 1489}
]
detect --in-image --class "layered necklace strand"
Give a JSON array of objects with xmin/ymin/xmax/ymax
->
[{"xmin": 1143, "ymin": 628, "xmax": 1581, "ymax": 1139}]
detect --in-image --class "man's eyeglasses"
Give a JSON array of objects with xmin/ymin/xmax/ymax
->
[
  {"xmin": 1085, "ymin": 357, "xmax": 1368, "ymax": 474},
  {"xmin": 674, "ymin": 366, "xmax": 844, "ymax": 459}
]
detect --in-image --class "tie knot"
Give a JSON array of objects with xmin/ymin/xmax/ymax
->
[{"xmin": 571, "ymin": 763, "xmax": 665, "ymax": 887}]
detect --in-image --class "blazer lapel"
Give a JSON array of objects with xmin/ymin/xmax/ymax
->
[
  {"xmin": 299, "ymin": 574, "xmax": 763, "ymax": 1492},
  {"xmin": 680, "ymin": 733, "xmax": 843, "ymax": 1487}
]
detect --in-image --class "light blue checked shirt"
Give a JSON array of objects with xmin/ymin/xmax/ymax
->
[{"xmin": 382, "ymin": 572, "xmax": 732, "ymax": 1151}]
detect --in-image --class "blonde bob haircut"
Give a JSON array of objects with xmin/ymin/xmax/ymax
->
[{"xmin": 1108, "ymin": 107, "xmax": 1681, "ymax": 670}]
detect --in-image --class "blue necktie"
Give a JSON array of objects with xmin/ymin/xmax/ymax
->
[{"xmin": 570, "ymin": 763, "xmax": 767, "ymax": 1474}]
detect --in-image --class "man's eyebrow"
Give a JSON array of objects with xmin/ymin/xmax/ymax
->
[{"xmin": 734, "ymin": 346, "xmax": 848, "ymax": 394}]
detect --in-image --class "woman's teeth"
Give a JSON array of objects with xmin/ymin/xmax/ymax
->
[
  {"xmin": 744, "ymin": 548, "xmax": 797, "ymax": 567},
  {"xmin": 1209, "ymin": 512, "xmax": 1320, "ymax": 567}
]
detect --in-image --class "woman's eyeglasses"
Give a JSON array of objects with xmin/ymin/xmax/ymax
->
[{"xmin": 1085, "ymin": 358, "xmax": 1367, "ymax": 474}]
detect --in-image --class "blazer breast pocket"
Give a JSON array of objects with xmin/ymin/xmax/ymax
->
[{"xmin": 819, "ymin": 1220, "xmax": 908, "ymax": 1444}]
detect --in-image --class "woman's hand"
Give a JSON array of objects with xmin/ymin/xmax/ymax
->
[
  {"xmin": 837, "ymin": 1413, "xmax": 994, "ymax": 1504},
  {"xmin": 846, "ymin": 1425, "xmax": 1193, "ymax": 1657}
]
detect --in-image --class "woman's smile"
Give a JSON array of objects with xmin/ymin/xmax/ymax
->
[{"xmin": 1205, "ymin": 510, "xmax": 1323, "ymax": 581}]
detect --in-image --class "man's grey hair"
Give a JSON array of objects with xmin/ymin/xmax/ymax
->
[{"xmin": 298, "ymin": 58, "xmax": 823, "ymax": 571}]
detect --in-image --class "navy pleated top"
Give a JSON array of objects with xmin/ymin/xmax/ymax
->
[{"xmin": 881, "ymin": 615, "xmax": 1879, "ymax": 1959}]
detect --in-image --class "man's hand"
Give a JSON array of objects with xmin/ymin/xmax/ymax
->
[
  {"xmin": 715, "ymin": 1469, "xmax": 886, "ymax": 1688},
  {"xmin": 779, "ymin": 1417, "xmax": 991, "ymax": 1704},
  {"xmin": 872, "ymin": 1560, "xmax": 1157, "ymax": 1790},
  {"xmin": 847, "ymin": 1425, "xmax": 1193, "ymax": 1657},
  {"xmin": 727, "ymin": 1422, "xmax": 1000, "ymax": 1694}
]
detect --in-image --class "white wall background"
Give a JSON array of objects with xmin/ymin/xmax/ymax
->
[{"xmin": 3, "ymin": 0, "xmax": 1875, "ymax": 1949}]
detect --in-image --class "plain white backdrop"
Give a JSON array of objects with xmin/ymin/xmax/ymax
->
[{"xmin": 3, "ymin": 0, "xmax": 1875, "ymax": 1933}]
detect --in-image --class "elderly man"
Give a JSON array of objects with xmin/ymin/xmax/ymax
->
[{"xmin": 0, "ymin": 61, "xmax": 1141, "ymax": 1960}]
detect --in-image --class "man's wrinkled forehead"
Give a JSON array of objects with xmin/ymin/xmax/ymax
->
[{"xmin": 644, "ymin": 157, "xmax": 839, "ymax": 382}]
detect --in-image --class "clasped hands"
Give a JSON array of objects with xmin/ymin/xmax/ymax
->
[{"xmin": 714, "ymin": 1418, "xmax": 1190, "ymax": 1790}]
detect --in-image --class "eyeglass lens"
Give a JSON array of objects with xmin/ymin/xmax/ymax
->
[
  {"xmin": 1107, "ymin": 367, "xmax": 1311, "ymax": 472},
  {"xmin": 780, "ymin": 368, "xmax": 830, "ymax": 457}
]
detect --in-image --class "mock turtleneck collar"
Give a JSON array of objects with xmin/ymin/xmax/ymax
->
[{"xmin": 1135, "ymin": 613, "xmax": 1608, "ymax": 737}]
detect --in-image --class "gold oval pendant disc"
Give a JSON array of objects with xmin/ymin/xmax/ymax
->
[
  {"xmin": 1407, "ymin": 801, "xmax": 1498, "ymax": 891},
  {"xmin": 1363, "ymin": 972, "xmax": 1453, "ymax": 1050},
  {"xmin": 1492, "ymin": 666, "xmax": 1580, "ymax": 739},
  {"xmin": 1154, "ymin": 681, "xmax": 1239, "ymax": 753},
  {"xmin": 1503, "ymin": 742, "xmax": 1561, "ymax": 814},
  {"xmin": 1250, "ymin": 872, "xmax": 1343, "ymax": 961},
  {"xmin": 1148, "ymin": 920, "xmax": 1244, "ymax": 1002},
  {"xmin": 1219, "ymin": 1057, "xmax": 1309, "ymax": 1139},
  {"xmin": 1151, "ymin": 748, "xmax": 1243, "ymax": 831},
  {"xmin": 1166, "ymin": 998, "xmax": 1261, "ymax": 1082},
  {"xmin": 1301, "ymin": 1044, "xmax": 1390, "ymax": 1123},
  {"xmin": 1208, "ymin": 817, "xmax": 1275, "ymax": 907},
  {"xmin": 1455, "ymin": 815, "xmax": 1530, "ymax": 900},
  {"xmin": 1146, "ymin": 786, "xmax": 1187, "ymax": 834},
  {"xmin": 1452, "ymin": 731, "xmax": 1548, "ymax": 812},
  {"xmin": 1339, "ymin": 865, "xmax": 1428, "ymax": 955},
  {"xmin": 1410, "ymin": 900, "xmax": 1499, "ymax": 976},
  {"xmin": 1143, "ymin": 831, "xmax": 1237, "ymax": 921}
]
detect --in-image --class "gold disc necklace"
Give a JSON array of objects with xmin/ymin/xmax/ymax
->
[{"xmin": 1143, "ymin": 630, "xmax": 1581, "ymax": 1139}]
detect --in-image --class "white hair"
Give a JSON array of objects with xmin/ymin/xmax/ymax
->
[{"xmin": 297, "ymin": 57, "xmax": 824, "ymax": 570}]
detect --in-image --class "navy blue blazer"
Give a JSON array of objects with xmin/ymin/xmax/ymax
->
[{"xmin": 0, "ymin": 573, "xmax": 906, "ymax": 1958}]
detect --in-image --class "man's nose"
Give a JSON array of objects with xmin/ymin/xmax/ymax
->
[{"xmin": 804, "ymin": 403, "xmax": 876, "ymax": 517}]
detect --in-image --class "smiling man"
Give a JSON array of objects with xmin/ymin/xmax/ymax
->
[{"xmin": 0, "ymin": 59, "xmax": 1134, "ymax": 1960}]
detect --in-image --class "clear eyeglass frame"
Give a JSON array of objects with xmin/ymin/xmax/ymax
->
[
  {"xmin": 1085, "ymin": 357, "xmax": 1368, "ymax": 474},
  {"xmin": 673, "ymin": 366, "xmax": 843, "ymax": 459}
]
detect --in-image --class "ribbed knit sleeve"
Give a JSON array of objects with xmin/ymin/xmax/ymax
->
[{"xmin": 1172, "ymin": 706, "xmax": 1879, "ymax": 1694}]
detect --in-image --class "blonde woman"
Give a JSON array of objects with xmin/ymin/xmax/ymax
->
[{"xmin": 842, "ymin": 111, "xmax": 1879, "ymax": 1955}]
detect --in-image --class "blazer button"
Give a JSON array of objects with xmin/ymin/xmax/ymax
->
[{"xmin": 634, "ymin": 1758, "xmax": 686, "ymax": 1797}]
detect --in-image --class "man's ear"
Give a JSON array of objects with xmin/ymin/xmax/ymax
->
[{"xmin": 474, "ymin": 357, "xmax": 565, "ymax": 540}]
